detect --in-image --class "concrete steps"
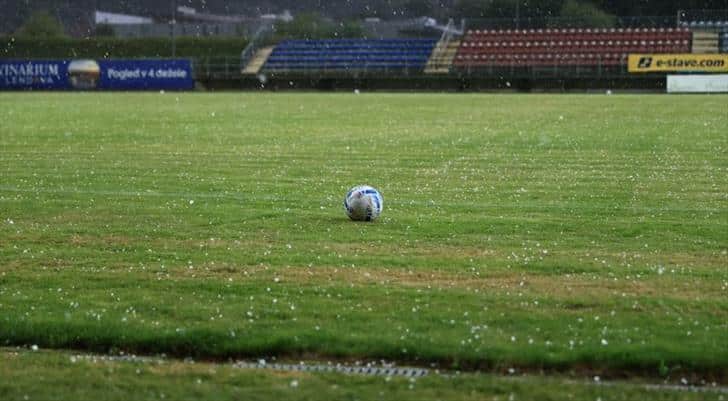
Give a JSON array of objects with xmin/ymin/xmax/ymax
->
[
  {"xmin": 692, "ymin": 32, "xmax": 719, "ymax": 53},
  {"xmin": 242, "ymin": 46, "xmax": 274, "ymax": 75},
  {"xmin": 424, "ymin": 40, "xmax": 460, "ymax": 74}
]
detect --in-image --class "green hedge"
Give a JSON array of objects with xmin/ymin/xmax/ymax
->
[{"xmin": 1, "ymin": 37, "xmax": 249, "ymax": 60}]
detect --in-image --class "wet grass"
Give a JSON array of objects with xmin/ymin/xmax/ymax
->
[
  {"xmin": 0, "ymin": 93, "xmax": 727, "ymax": 395},
  {"xmin": 0, "ymin": 348, "xmax": 722, "ymax": 401}
]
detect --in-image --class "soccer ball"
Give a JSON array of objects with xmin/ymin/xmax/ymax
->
[{"xmin": 344, "ymin": 185, "xmax": 383, "ymax": 221}]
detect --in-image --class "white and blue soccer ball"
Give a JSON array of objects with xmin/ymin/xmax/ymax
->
[{"xmin": 344, "ymin": 185, "xmax": 383, "ymax": 221}]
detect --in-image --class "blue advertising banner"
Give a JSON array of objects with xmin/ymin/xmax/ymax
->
[
  {"xmin": 0, "ymin": 60, "xmax": 70, "ymax": 89},
  {"xmin": 0, "ymin": 59, "xmax": 194, "ymax": 90},
  {"xmin": 98, "ymin": 59, "xmax": 194, "ymax": 90}
]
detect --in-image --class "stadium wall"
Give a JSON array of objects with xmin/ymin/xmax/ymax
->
[
  {"xmin": 234, "ymin": 75, "xmax": 668, "ymax": 92},
  {"xmin": 667, "ymin": 74, "xmax": 728, "ymax": 92},
  {"xmin": 0, "ymin": 42, "xmax": 702, "ymax": 92}
]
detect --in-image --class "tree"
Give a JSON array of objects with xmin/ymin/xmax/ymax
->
[
  {"xmin": 274, "ymin": 13, "xmax": 336, "ymax": 40},
  {"xmin": 93, "ymin": 24, "xmax": 115, "ymax": 37},
  {"xmin": 559, "ymin": 0, "xmax": 616, "ymax": 28},
  {"xmin": 517, "ymin": 0, "xmax": 566, "ymax": 19},
  {"xmin": 335, "ymin": 20, "xmax": 366, "ymax": 39},
  {"xmin": 454, "ymin": 0, "xmax": 492, "ymax": 19},
  {"xmin": 15, "ymin": 10, "xmax": 66, "ymax": 38},
  {"xmin": 273, "ymin": 13, "xmax": 365, "ymax": 40},
  {"xmin": 403, "ymin": 0, "xmax": 435, "ymax": 17},
  {"xmin": 486, "ymin": 0, "xmax": 519, "ymax": 18}
]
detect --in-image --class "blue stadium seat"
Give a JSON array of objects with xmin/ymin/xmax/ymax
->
[
  {"xmin": 720, "ymin": 31, "xmax": 728, "ymax": 53},
  {"xmin": 262, "ymin": 39, "xmax": 438, "ymax": 72}
]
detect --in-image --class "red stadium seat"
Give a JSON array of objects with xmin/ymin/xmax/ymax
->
[{"xmin": 455, "ymin": 24, "xmax": 692, "ymax": 68}]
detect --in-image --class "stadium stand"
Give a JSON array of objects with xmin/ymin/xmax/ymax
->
[
  {"xmin": 692, "ymin": 31, "xmax": 720, "ymax": 53},
  {"xmin": 242, "ymin": 46, "xmax": 275, "ymax": 74},
  {"xmin": 424, "ymin": 39, "xmax": 461, "ymax": 73},
  {"xmin": 719, "ymin": 31, "xmax": 728, "ymax": 53},
  {"xmin": 682, "ymin": 20, "xmax": 728, "ymax": 30},
  {"xmin": 262, "ymin": 38, "xmax": 437, "ymax": 72},
  {"xmin": 453, "ymin": 27, "xmax": 692, "ymax": 68}
]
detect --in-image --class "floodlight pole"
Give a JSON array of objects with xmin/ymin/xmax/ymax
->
[
  {"xmin": 171, "ymin": 0, "xmax": 177, "ymax": 57},
  {"xmin": 676, "ymin": 9, "xmax": 682, "ymax": 28}
]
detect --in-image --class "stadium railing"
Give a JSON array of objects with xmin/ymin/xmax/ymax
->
[{"xmin": 193, "ymin": 57, "xmax": 242, "ymax": 80}]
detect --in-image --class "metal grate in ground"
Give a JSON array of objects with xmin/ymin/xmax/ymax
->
[{"xmin": 233, "ymin": 360, "xmax": 429, "ymax": 377}]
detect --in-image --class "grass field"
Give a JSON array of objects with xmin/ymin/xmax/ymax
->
[{"xmin": 0, "ymin": 92, "xmax": 726, "ymax": 399}]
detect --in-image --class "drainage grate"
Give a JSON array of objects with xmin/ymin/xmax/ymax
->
[{"xmin": 233, "ymin": 361, "xmax": 429, "ymax": 377}]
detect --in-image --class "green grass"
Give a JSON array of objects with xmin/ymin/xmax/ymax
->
[
  {"xmin": 0, "ymin": 93, "xmax": 727, "ymax": 398},
  {"xmin": 0, "ymin": 348, "xmax": 720, "ymax": 401}
]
